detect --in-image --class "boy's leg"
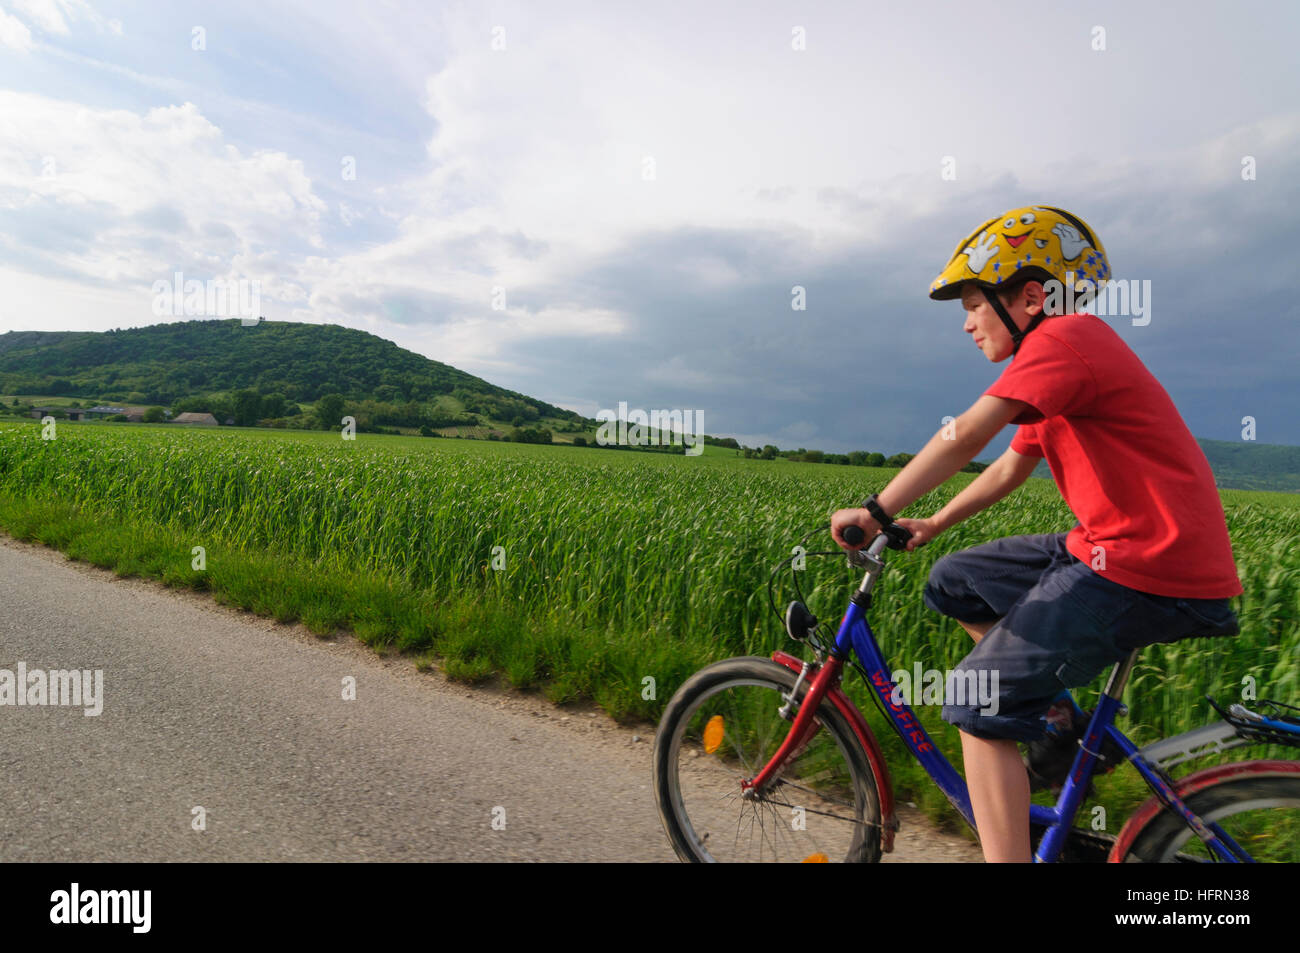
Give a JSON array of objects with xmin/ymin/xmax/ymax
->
[
  {"xmin": 961, "ymin": 732, "xmax": 1031, "ymax": 862},
  {"xmin": 956, "ymin": 619, "xmax": 993, "ymax": 643},
  {"xmin": 957, "ymin": 614, "xmax": 1032, "ymax": 861},
  {"xmin": 923, "ymin": 538, "xmax": 1060, "ymax": 863},
  {"xmin": 927, "ymin": 535, "xmax": 1133, "ymax": 863}
]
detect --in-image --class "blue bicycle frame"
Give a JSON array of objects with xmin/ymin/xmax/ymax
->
[{"xmin": 829, "ymin": 535, "xmax": 1252, "ymax": 863}]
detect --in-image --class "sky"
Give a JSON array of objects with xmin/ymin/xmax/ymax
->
[{"xmin": 0, "ymin": 0, "xmax": 1297, "ymax": 454}]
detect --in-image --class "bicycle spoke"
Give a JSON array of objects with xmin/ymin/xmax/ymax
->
[
  {"xmin": 756, "ymin": 796, "xmax": 872, "ymax": 826},
  {"xmin": 770, "ymin": 777, "xmax": 861, "ymax": 814}
]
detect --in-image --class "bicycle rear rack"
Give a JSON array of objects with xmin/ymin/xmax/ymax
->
[
  {"xmin": 1133, "ymin": 699, "xmax": 1300, "ymax": 770},
  {"xmin": 1208, "ymin": 697, "xmax": 1300, "ymax": 750},
  {"xmin": 1138, "ymin": 721, "xmax": 1250, "ymax": 770}
]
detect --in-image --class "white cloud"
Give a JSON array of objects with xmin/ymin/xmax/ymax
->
[
  {"xmin": 414, "ymin": 6, "xmax": 883, "ymax": 252},
  {"xmin": 11, "ymin": 0, "xmax": 69, "ymax": 34},
  {"xmin": 0, "ymin": 6, "xmax": 32, "ymax": 50},
  {"xmin": 0, "ymin": 264, "xmax": 153, "ymax": 331},
  {"xmin": 0, "ymin": 91, "xmax": 326, "ymax": 308},
  {"xmin": 11, "ymin": 0, "xmax": 113, "ymax": 36}
]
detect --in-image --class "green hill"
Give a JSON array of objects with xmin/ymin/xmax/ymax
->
[
  {"xmin": 1196, "ymin": 439, "xmax": 1300, "ymax": 493},
  {"xmin": 0, "ymin": 319, "xmax": 582, "ymax": 426}
]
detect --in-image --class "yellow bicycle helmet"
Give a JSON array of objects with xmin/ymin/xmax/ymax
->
[{"xmin": 929, "ymin": 205, "xmax": 1110, "ymax": 352}]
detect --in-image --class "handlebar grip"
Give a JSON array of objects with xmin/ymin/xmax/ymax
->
[{"xmin": 841, "ymin": 523, "xmax": 913, "ymax": 550}]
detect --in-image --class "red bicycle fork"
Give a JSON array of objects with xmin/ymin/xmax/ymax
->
[
  {"xmin": 738, "ymin": 652, "xmax": 899, "ymax": 851},
  {"xmin": 740, "ymin": 655, "xmax": 845, "ymax": 797}
]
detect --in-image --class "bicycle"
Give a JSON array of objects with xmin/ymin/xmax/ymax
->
[{"xmin": 652, "ymin": 519, "xmax": 1300, "ymax": 862}]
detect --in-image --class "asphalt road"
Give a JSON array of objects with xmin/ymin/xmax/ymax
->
[{"xmin": 0, "ymin": 535, "xmax": 980, "ymax": 862}]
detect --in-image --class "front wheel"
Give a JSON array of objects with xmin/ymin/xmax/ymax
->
[
  {"xmin": 652, "ymin": 656, "xmax": 882, "ymax": 862},
  {"xmin": 1124, "ymin": 770, "xmax": 1300, "ymax": 862}
]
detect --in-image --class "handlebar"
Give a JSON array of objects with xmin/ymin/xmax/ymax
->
[
  {"xmin": 768, "ymin": 507, "xmax": 911, "ymax": 638},
  {"xmin": 842, "ymin": 521, "xmax": 913, "ymax": 551}
]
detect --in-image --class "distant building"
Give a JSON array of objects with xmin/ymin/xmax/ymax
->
[
  {"xmin": 83, "ymin": 405, "xmax": 153, "ymax": 422},
  {"xmin": 31, "ymin": 406, "xmax": 83, "ymax": 421},
  {"xmin": 172, "ymin": 412, "xmax": 219, "ymax": 426}
]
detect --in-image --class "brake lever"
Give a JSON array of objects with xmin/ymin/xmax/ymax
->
[{"xmin": 882, "ymin": 523, "xmax": 912, "ymax": 550}]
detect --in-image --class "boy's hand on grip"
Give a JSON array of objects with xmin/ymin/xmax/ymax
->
[
  {"xmin": 893, "ymin": 517, "xmax": 939, "ymax": 551},
  {"xmin": 830, "ymin": 508, "xmax": 879, "ymax": 550}
]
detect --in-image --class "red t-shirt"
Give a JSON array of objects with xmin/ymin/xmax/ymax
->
[{"xmin": 984, "ymin": 313, "xmax": 1242, "ymax": 598}]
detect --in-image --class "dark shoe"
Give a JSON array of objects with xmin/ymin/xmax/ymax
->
[
  {"xmin": 1023, "ymin": 695, "xmax": 1125, "ymax": 794},
  {"xmin": 1024, "ymin": 697, "xmax": 1091, "ymax": 793}
]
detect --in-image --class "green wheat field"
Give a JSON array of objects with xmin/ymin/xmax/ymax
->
[{"xmin": 2, "ymin": 420, "xmax": 1296, "ymax": 826}]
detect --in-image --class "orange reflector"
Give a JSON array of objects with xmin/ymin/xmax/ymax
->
[
  {"xmin": 802, "ymin": 853, "xmax": 829, "ymax": 863},
  {"xmin": 702, "ymin": 715, "xmax": 724, "ymax": 753}
]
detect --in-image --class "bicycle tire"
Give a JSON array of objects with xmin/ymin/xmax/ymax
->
[
  {"xmin": 652, "ymin": 656, "xmax": 882, "ymax": 863},
  {"xmin": 1123, "ymin": 773, "xmax": 1300, "ymax": 862}
]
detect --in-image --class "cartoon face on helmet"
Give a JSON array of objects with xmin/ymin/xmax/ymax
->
[{"xmin": 929, "ymin": 205, "xmax": 1110, "ymax": 300}]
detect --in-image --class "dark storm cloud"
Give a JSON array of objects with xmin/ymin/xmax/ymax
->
[{"xmin": 492, "ymin": 139, "xmax": 1300, "ymax": 454}]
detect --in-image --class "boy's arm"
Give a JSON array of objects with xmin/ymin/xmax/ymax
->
[
  {"xmin": 927, "ymin": 446, "xmax": 1041, "ymax": 534},
  {"xmin": 830, "ymin": 394, "xmax": 1030, "ymax": 548}
]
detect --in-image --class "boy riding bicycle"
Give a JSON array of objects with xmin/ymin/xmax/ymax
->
[{"xmin": 829, "ymin": 206, "xmax": 1242, "ymax": 862}]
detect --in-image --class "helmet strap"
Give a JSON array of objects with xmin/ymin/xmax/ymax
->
[{"xmin": 981, "ymin": 286, "xmax": 1044, "ymax": 355}]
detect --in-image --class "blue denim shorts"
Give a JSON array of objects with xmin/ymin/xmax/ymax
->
[{"xmin": 923, "ymin": 533, "xmax": 1239, "ymax": 742}]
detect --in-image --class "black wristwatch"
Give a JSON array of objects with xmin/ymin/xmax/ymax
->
[{"xmin": 863, "ymin": 493, "xmax": 894, "ymax": 527}]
